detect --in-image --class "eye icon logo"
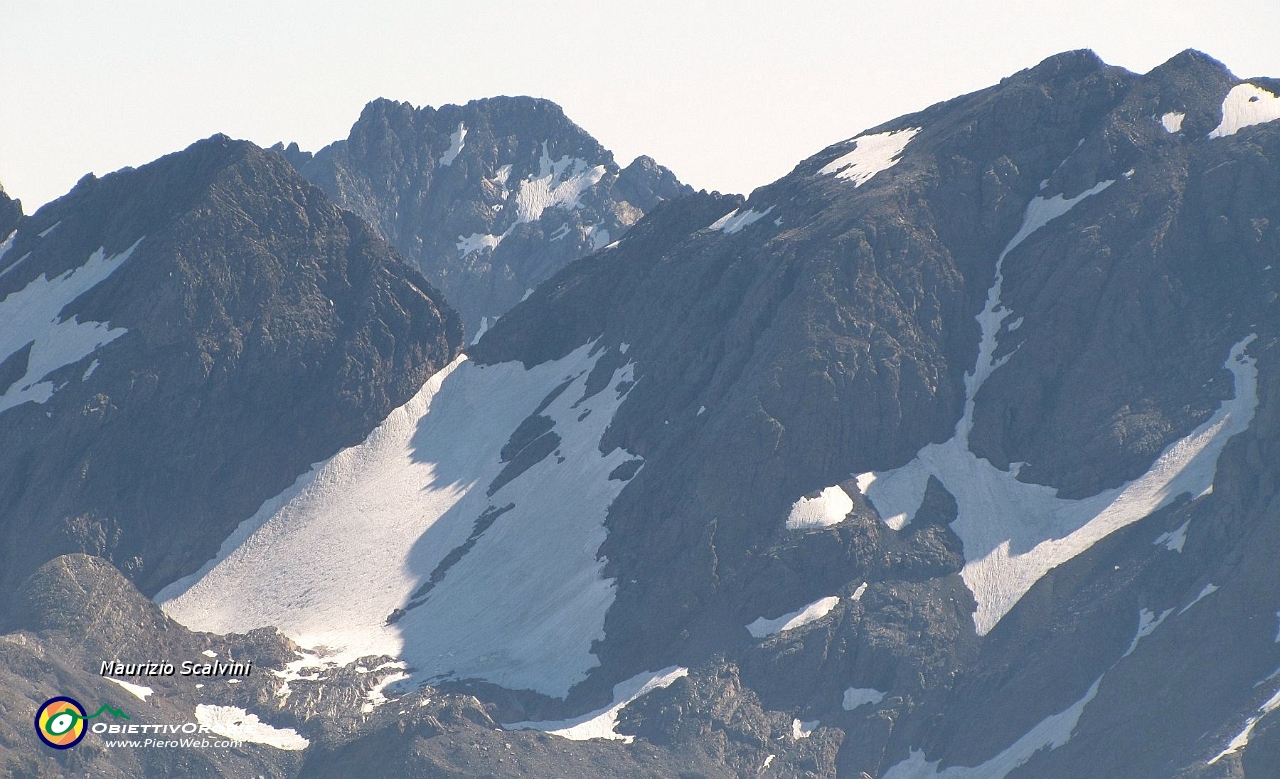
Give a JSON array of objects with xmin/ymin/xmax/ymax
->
[{"xmin": 35, "ymin": 697, "xmax": 88, "ymax": 749}]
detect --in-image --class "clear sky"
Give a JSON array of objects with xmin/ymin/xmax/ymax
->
[{"xmin": 3, "ymin": 1, "xmax": 1279, "ymax": 212}]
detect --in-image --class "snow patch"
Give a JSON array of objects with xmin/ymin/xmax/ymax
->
[
  {"xmin": 786, "ymin": 485, "xmax": 854, "ymax": 530},
  {"xmin": 1179, "ymin": 583, "xmax": 1219, "ymax": 615},
  {"xmin": 1123, "ymin": 608, "xmax": 1173, "ymax": 657},
  {"xmin": 202, "ymin": 650, "xmax": 218, "ymax": 658},
  {"xmin": 470, "ymin": 316, "xmax": 490, "ymax": 345},
  {"xmin": 439, "ymin": 123, "xmax": 467, "ymax": 166},
  {"xmin": 842, "ymin": 687, "xmax": 885, "ymax": 711},
  {"xmin": 456, "ymin": 144, "xmax": 605, "ymax": 256},
  {"xmin": 107, "ymin": 678, "xmax": 153, "ymax": 701},
  {"xmin": 1154, "ymin": 520, "xmax": 1190, "ymax": 553},
  {"xmin": 1161, "ymin": 112, "xmax": 1185, "ymax": 133},
  {"xmin": 161, "ymin": 344, "xmax": 642, "ymax": 698},
  {"xmin": 1209, "ymin": 84, "xmax": 1280, "ymax": 138},
  {"xmin": 0, "ymin": 239, "xmax": 142, "ymax": 415},
  {"xmin": 882, "ymin": 679, "xmax": 1100, "ymax": 778},
  {"xmin": 362, "ymin": 665, "xmax": 411, "ymax": 714},
  {"xmin": 1209, "ymin": 686, "xmax": 1280, "ymax": 765},
  {"xmin": 505, "ymin": 667, "xmax": 687, "ymax": 742},
  {"xmin": 709, "ymin": 205, "xmax": 775, "ymax": 234},
  {"xmin": 515, "ymin": 143, "xmax": 606, "ymax": 224},
  {"xmin": 38, "ymin": 221, "xmax": 61, "ymax": 238},
  {"xmin": 747, "ymin": 596, "xmax": 840, "ymax": 638},
  {"xmin": 851, "ymin": 582, "xmax": 868, "ymax": 601},
  {"xmin": 0, "ymin": 230, "xmax": 15, "ymax": 269},
  {"xmin": 819, "ymin": 128, "xmax": 920, "ymax": 187},
  {"xmin": 456, "ymin": 231, "xmax": 503, "ymax": 257},
  {"xmin": 792, "ymin": 719, "xmax": 819, "ymax": 739},
  {"xmin": 194, "ymin": 705, "xmax": 308, "ymax": 750}
]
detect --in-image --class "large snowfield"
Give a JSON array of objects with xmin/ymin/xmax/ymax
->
[{"xmin": 160, "ymin": 343, "xmax": 641, "ymax": 698}]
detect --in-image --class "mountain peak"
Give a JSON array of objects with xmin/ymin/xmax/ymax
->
[
  {"xmin": 1152, "ymin": 48, "xmax": 1233, "ymax": 77},
  {"xmin": 1024, "ymin": 48, "xmax": 1108, "ymax": 79},
  {"xmin": 291, "ymin": 95, "xmax": 691, "ymax": 336}
]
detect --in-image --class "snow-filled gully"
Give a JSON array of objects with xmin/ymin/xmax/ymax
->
[
  {"xmin": 873, "ymin": 173, "xmax": 1260, "ymax": 776},
  {"xmin": 782, "ymin": 175, "xmax": 1256, "ymax": 638}
]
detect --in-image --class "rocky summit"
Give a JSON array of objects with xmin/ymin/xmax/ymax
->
[
  {"xmin": 5, "ymin": 50, "xmax": 1280, "ymax": 778},
  {"xmin": 277, "ymin": 96, "xmax": 690, "ymax": 338},
  {"xmin": 0, "ymin": 135, "xmax": 461, "ymax": 615}
]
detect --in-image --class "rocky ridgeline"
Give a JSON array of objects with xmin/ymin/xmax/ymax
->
[
  {"xmin": 3, "ymin": 50, "xmax": 1280, "ymax": 777},
  {"xmin": 277, "ymin": 96, "xmax": 690, "ymax": 337}
]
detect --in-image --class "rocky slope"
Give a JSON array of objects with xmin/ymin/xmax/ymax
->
[
  {"xmin": 279, "ymin": 96, "xmax": 690, "ymax": 337},
  {"xmin": 0, "ymin": 136, "xmax": 462, "ymax": 614},
  {"xmin": 466, "ymin": 49, "xmax": 1280, "ymax": 777},
  {"xmin": 5, "ymin": 49, "xmax": 1280, "ymax": 778}
]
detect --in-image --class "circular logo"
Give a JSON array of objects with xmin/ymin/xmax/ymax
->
[{"xmin": 35, "ymin": 697, "xmax": 87, "ymax": 749}]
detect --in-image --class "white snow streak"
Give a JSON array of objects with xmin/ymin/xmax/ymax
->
[
  {"xmin": 0, "ymin": 230, "xmax": 15, "ymax": 269},
  {"xmin": 505, "ymin": 667, "xmax": 688, "ymax": 742},
  {"xmin": 882, "ymin": 679, "xmax": 1101, "ymax": 778},
  {"xmin": 842, "ymin": 687, "xmax": 885, "ymax": 711},
  {"xmin": 747, "ymin": 596, "xmax": 840, "ymax": 638},
  {"xmin": 1123, "ymin": 608, "xmax": 1173, "ymax": 657},
  {"xmin": 786, "ymin": 485, "xmax": 854, "ymax": 530},
  {"xmin": 819, "ymin": 128, "xmax": 920, "ymax": 187},
  {"xmin": 194, "ymin": 705, "xmax": 309, "ymax": 750},
  {"xmin": 1153, "ymin": 520, "xmax": 1189, "ymax": 553},
  {"xmin": 0, "ymin": 239, "xmax": 141, "ymax": 415},
  {"xmin": 161, "ymin": 343, "xmax": 641, "ymax": 698},
  {"xmin": 439, "ymin": 123, "xmax": 467, "ymax": 166},
  {"xmin": 1209, "ymin": 687, "xmax": 1280, "ymax": 765},
  {"xmin": 1208, "ymin": 84, "xmax": 1280, "ymax": 138},
  {"xmin": 107, "ymin": 678, "xmax": 153, "ymax": 701},
  {"xmin": 1179, "ymin": 583, "xmax": 1220, "ymax": 615},
  {"xmin": 709, "ymin": 205, "xmax": 775, "ymax": 234}
]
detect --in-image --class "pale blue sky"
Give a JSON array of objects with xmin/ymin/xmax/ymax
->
[{"xmin": 3, "ymin": 1, "xmax": 1278, "ymax": 211}]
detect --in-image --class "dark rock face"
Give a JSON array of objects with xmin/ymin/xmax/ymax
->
[
  {"xmin": 0, "ymin": 136, "xmax": 462, "ymax": 612},
  {"xmin": 471, "ymin": 49, "xmax": 1280, "ymax": 776},
  {"xmin": 0, "ymin": 182, "xmax": 21, "ymax": 239},
  {"xmin": 6, "ymin": 48, "xmax": 1280, "ymax": 778},
  {"xmin": 283, "ymin": 96, "xmax": 690, "ymax": 337}
]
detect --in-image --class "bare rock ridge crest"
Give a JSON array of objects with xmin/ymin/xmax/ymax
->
[{"xmin": 4, "ymin": 48, "xmax": 1280, "ymax": 777}]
